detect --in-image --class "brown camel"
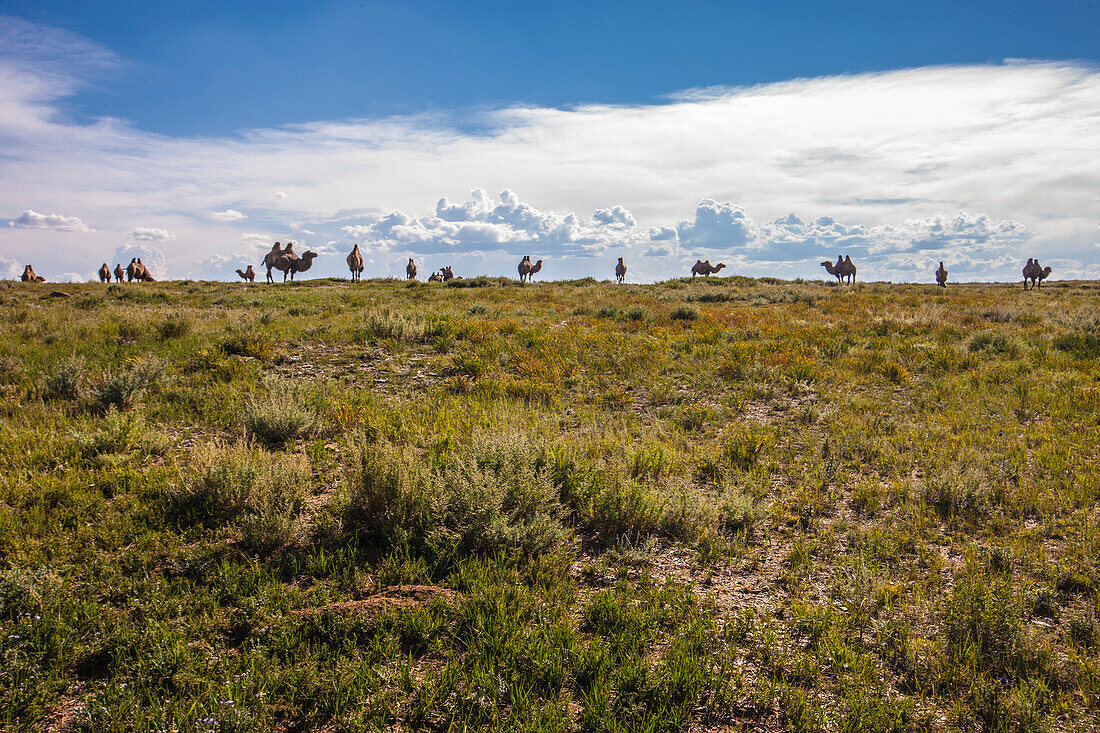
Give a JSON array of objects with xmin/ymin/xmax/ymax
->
[
  {"xmin": 935, "ymin": 261, "xmax": 948, "ymax": 287},
  {"xmin": 347, "ymin": 244, "xmax": 364, "ymax": 282},
  {"xmin": 20, "ymin": 265, "xmax": 45, "ymax": 282},
  {"xmin": 840, "ymin": 255, "xmax": 857, "ymax": 284},
  {"xmin": 691, "ymin": 259, "xmax": 726, "ymax": 277},
  {"xmin": 236, "ymin": 265, "xmax": 256, "ymax": 282},
  {"xmin": 1024, "ymin": 259, "xmax": 1052, "ymax": 290},
  {"xmin": 427, "ymin": 271, "xmax": 443, "ymax": 282},
  {"xmin": 820, "ymin": 259, "xmax": 843, "ymax": 283},
  {"xmin": 98, "ymin": 263, "xmax": 111, "ymax": 283},
  {"xmin": 527, "ymin": 259, "xmax": 543, "ymax": 281},
  {"xmin": 271, "ymin": 251, "xmax": 318, "ymax": 282},
  {"xmin": 615, "ymin": 257, "xmax": 627, "ymax": 284},
  {"xmin": 1037, "ymin": 265, "xmax": 1052, "ymax": 288},
  {"xmin": 406, "ymin": 258, "xmax": 417, "ymax": 280},
  {"xmin": 441, "ymin": 266, "xmax": 454, "ymax": 281},
  {"xmin": 518, "ymin": 255, "xmax": 532, "ymax": 282},
  {"xmin": 126, "ymin": 258, "xmax": 139, "ymax": 282},
  {"xmin": 113, "ymin": 264, "xmax": 125, "ymax": 283}
]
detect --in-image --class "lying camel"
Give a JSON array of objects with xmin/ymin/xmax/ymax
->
[
  {"xmin": 691, "ymin": 259, "xmax": 726, "ymax": 277},
  {"xmin": 427, "ymin": 271, "xmax": 443, "ymax": 282},
  {"xmin": 518, "ymin": 256, "xmax": 532, "ymax": 282},
  {"xmin": 98, "ymin": 263, "xmax": 111, "ymax": 283},
  {"xmin": 20, "ymin": 265, "xmax": 45, "ymax": 282},
  {"xmin": 441, "ymin": 266, "xmax": 454, "ymax": 281},
  {"xmin": 935, "ymin": 261, "xmax": 948, "ymax": 287},
  {"xmin": 113, "ymin": 264, "xmax": 125, "ymax": 283},
  {"xmin": 236, "ymin": 265, "xmax": 256, "ymax": 282},
  {"xmin": 347, "ymin": 244, "xmax": 364, "ymax": 282},
  {"xmin": 132, "ymin": 259, "xmax": 155, "ymax": 282},
  {"xmin": 406, "ymin": 258, "xmax": 417, "ymax": 280},
  {"xmin": 270, "ymin": 251, "xmax": 318, "ymax": 282},
  {"xmin": 615, "ymin": 257, "xmax": 627, "ymax": 284}
]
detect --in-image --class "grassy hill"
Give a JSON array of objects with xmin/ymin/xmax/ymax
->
[{"xmin": 2, "ymin": 276, "xmax": 1099, "ymax": 731}]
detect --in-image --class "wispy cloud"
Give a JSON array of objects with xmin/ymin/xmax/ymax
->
[
  {"xmin": 0, "ymin": 16, "xmax": 1096, "ymax": 282},
  {"xmin": 128, "ymin": 226, "xmax": 174, "ymax": 241}
]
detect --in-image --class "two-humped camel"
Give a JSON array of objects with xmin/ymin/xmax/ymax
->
[
  {"xmin": 691, "ymin": 260, "xmax": 726, "ymax": 277},
  {"xmin": 20, "ymin": 265, "xmax": 45, "ymax": 282},
  {"xmin": 518, "ymin": 256, "xmax": 543, "ymax": 282},
  {"xmin": 1023, "ymin": 258, "xmax": 1052, "ymax": 290},
  {"xmin": 820, "ymin": 255, "xmax": 856, "ymax": 284},
  {"xmin": 113, "ymin": 264, "xmax": 125, "ymax": 283},
  {"xmin": 440, "ymin": 266, "xmax": 454, "ymax": 281},
  {"xmin": 236, "ymin": 265, "xmax": 256, "ymax": 282},
  {"xmin": 347, "ymin": 244, "xmax": 364, "ymax": 282},
  {"xmin": 935, "ymin": 262, "xmax": 948, "ymax": 287},
  {"xmin": 98, "ymin": 263, "xmax": 111, "ymax": 283},
  {"xmin": 125, "ymin": 258, "xmax": 156, "ymax": 282},
  {"xmin": 615, "ymin": 257, "xmax": 627, "ymax": 283},
  {"xmin": 427, "ymin": 272, "xmax": 443, "ymax": 282},
  {"xmin": 406, "ymin": 258, "xmax": 417, "ymax": 280}
]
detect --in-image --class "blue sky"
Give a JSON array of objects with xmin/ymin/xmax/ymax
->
[{"xmin": 1, "ymin": 2, "xmax": 1098, "ymax": 282}]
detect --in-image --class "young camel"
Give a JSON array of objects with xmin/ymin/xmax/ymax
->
[
  {"xmin": 406, "ymin": 258, "xmax": 418, "ymax": 280},
  {"xmin": 113, "ymin": 264, "xmax": 125, "ymax": 283},
  {"xmin": 98, "ymin": 263, "xmax": 111, "ymax": 283},
  {"xmin": 615, "ymin": 257, "xmax": 627, "ymax": 283},
  {"xmin": 935, "ymin": 262, "xmax": 948, "ymax": 287},
  {"xmin": 236, "ymin": 265, "xmax": 256, "ymax": 282},
  {"xmin": 427, "ymin": 271, "xmax": 443, "ymax": 282},
  {"xmin": 20, "ymin": 265, "xmax": 45, "ymax": 282},
  {"xmin": 347, "ymin": 244, "xmax": 364, "ymax": 282}
]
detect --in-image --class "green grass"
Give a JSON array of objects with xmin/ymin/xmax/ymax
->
[{"xmin": 2, "ymin": 276, "xmax": 1100, "ymax": 731}]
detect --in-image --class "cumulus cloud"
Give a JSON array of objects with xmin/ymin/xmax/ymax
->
[
  {"xmin": 128, "ymin": 226, "xmax": 174, "ymax": 241},
  {"xmin": 211, "ymin": 209, "xmax": 247, "ymax": 221},
  {"xmin": 8, "ymin": 209, "xmax": 90, "ymax": 231},
  {"xmin": 592, "ymin": 205, "xmax": 636, "ymax": 229}
]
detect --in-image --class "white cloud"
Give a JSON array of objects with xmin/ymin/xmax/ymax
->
[
  {"xmin": 8, "ymin": 209, "xmax": 90, "ymax": 231},
  {"xmin": 241, "ymin": 232, "xmax": 272, "ymax": 244},
  {"xmin": 113, "ymin": 244, "xmax": 165, "ymax": 279},
  {"xmin": 128, "ymin": 226, "xmax": 174, "ymax": 241},
  {"xmin": 211, "ymin": 209, "xmax": 247, "ymax": 221},
  {"xmin": 0, "ymin": 17, "xmax": 1097, "ymax": 282}
]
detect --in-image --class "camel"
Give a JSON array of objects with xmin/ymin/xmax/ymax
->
[
  {"xmin": 347, "ymin": 244, "xmax": 364, "ymax": 282},
  {"xmin": 821, "ymin": 255, "xmax": 855, "ymax": 284},
  {"xmin": 1024, "ymin": 259, "xmax": 1051, "ymax": 290},
  {"xmin": 20, "ymin": 265, "xmax": 45, "ymax": 282},
  {"xmin": 840, "ymin": 255, "xmax": 857, "ymax": 284},
  {"xmin": 441, "ymin": 266, "xmax": 454, "ymax": 282},
  {"xmin": 427, "ymin": 271, "xmax": 443, "ymax": 282},
  {"xmin": 98, "ymin": 263, "xmax": 111, "ymax": 283},
  {"xmin": 236, "ymin": 265, "xmax": 256, "ymax": 282},
  {"xmin": 133, "ymin": 258, "xmax": 153, "ymax": 282},
  {"xmin": 820, "ymin": 259, "xmax": 843, "ymax": 283},
  {"xmin": 527, "ymin": 259, "xmax": 543, "ymax": 281},
  {"xmin": 615, "ymin": 257, "xmax": 627, "ymax": 284},
  {"xmin": 262, "ymin": 242, "xmax": 289, "ymax": 282},
  {"xmin": 126, "ymin": 258, "xmax": 139, "ymax": 282},
  {"xmin": 935, "ymin": 261, "xmax": 948, "ymax": 287},
  {"xmin": 270, "ymin": 250, "xmax": 318, "ymax": 282},
  {"xmin": 691, "ymin": 260, "xmax": 726, "ymax": 277},
  {"xmin": 406, "ymin": 258, "xmax": 417, "ymax": 280},
  {"xmin": 113, "ymin": 264, "xmax": 125, "ymax": 283},
  {"xmin": 518, "ymin": 256, "xmax": 532, "ymax": 282}
]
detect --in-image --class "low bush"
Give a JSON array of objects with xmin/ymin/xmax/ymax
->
[
  {"xmin": 93, "ymin": 358, "xmax": 163, "ymax": 412},
  {"xmin": 242, "ymin": 379, "xmax": 321, "ymax": 447},
  {"xmin": 43, "ymin": 355, "xmax": 86, "ymax": 401}
]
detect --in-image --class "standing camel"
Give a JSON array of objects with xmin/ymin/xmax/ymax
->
[
  {"xmin": 518, "ymin": 256, "xmax": 532, "ymax": 282},
  {"xmin": 98, "ymin": 263, "xmax": 111, "ymax": 283},
  {"xmin": 441, "ymin": 266, "xmax": 454, "ymax": 281},
  {"xmin": 406, "ymin": 258, "xmax": 418, "ymax": 280},
  {"xmin": 1023, "ymin": 259, "xmax": 1051, "ymax": 290},
  {"xmin": 271, "ymin": 251, "xmax": 318, "ymax": 282},
  {"xmin": 527, "ymin": 259, "xmax": 543, "ymax": 282},
  {"xmin": 615, "ymin": 257, "xmax": 627, "ymax": 284},
  {"xmin": 347, "ymin": 244, "xmax": 364, "ymax": 282},
  {"xmin": 113, "ymin": 264, "xmax": 125, "ymax": 283},
  {"xmin": 236, "ymin": 265, "xmax": 256, "ymax": 282},
  {"xmin": 820, "ymin": 259, "xmax": 843, "ymax": 283},
  {"xmin": 126, "ymin": 258, "xmax": 139, "ymax": 282},
  {"xmin": 840, "ymin": 256, "xmax": 857, "ymax": 284},
  {"xmin": 691, "ymin": 260, "xmax": 726, "ymax": 277},
  {"xmin": 935, "ymin": 262, "xmax": 948, "ymax": 287}
]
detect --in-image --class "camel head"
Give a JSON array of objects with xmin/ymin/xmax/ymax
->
[
  {"xmin": 301, "ymin": 251, "xmax": 318, "ymax": 263},
  {"xmin": 617, "ymin": 257, "xmax": 624, "ymax": 264},
  {"xmin": 441, "ymin": 266, "xmax": 454, "ymax": 280},
  {"xmin": 712, "ymin": 262, "xmax": 726, "ymax": 272}
]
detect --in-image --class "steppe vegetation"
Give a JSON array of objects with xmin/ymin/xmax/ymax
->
[{"xmin": 2, "ymin": 275, "xmax": 1099, "ymax": 732}]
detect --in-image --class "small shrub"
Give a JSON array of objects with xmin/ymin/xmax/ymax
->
[
  {"xmin": 968, "ymin": 332, "xmax": 1020, "ymax": 358},
  {"xmin": 596, "ymin": 306, "xmax": 620, "ymax": 320},
  {"xmin": 669, "ymin": 306, "xmax": 698, "ymax": 322},
  {"xmin": 626, "ymin": 306, "xmax": 647, "ymax": 321},
  {"xmin": 74, "ymin": 406, "xmax": 167, "ymax": 458},
  {"xmin": 93, "ymin": 358, "xmax": 163, "ymax": 412},
  {"xmin": 157, "ymin": 312, "xmax": 193, "ymax": 339},
  {"xmin": 222, "ymin": 330, "xmax": 276, "ymax": 360},
  {"xmin": 242, "ymin": 381, "xmax": 320, "ymax": 447},
  {"xmin": 1052, "ymin": 333, "xmax": 1100, "ymax": 359},
  {"xmin": 44, "ymin": 355, "xmax": 86, "ymax": 401},
  {"xmin": 588, "ymin": 479, "xmax": 664, "ymax": 541},
  {"xmin": 717, "ymin": 487, "xmax": 761, "ymax": 535}
]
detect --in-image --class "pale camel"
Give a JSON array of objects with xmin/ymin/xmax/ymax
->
[
  {"xmin": 236, "ymin": 265, "xmax": 256, "ymax": 282},
  {"xmin": 113, "ymin": 264, "xmax": 125, "ymax": 283},
  {"xmin": 441, "ymin": 266, "xmax": 454, "ymax": 281},
  {"xmin": 134, "ymin": 259, "xmax": 156, "ymax": 282},
  {"xmin": 126, "ymin": 258, "xmax": 139, "ymax": 282},
  {"xmin": 98, "ymin": 263, "xmax": 111, "ymax": 283},
  {"xmin": 271, "ymin": 251, "xmax": 318, "ymax": 282},
  {"xmin": 691, "ymin": 260, "xmax": 726, "ymax": 277},
  {"xmin": 347, "ymin": 244, "xmax": 364, "ymax": 282},
  {"xmin": 427, "ymin": 271, "xmax": 443, "ymax": 282},
  {"xmin": 527, "ymin": 259, "xmax": 543, "ymax": 281},
  {"xmin": 20, "ymin": 265, "xmax": 45, "ymax": 282},
  {"xmin": 935, "ymin": 261, "xmax": 948, "ymax": 287},
  {"xmin": 615, "ymin": 257, "xmax": 626, "ymax": 283},
  {"xmin": 406, "ymin": 258, "xmax": 417, "ymax": 280},
  {"xmin": 518, "ymin": 256, "xmax": 532, "ymax": 282}
]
